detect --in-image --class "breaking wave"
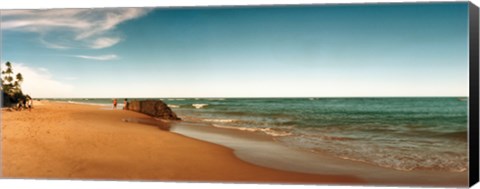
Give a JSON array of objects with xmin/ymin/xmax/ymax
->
[
  {"xmin": 212, "ymin": 124, "xmax": 292, "ymax": 137},
  {"xmin": 167, "ymin": 104, "xmax": 180, "ymax": 108},
  {"xmin": 192, "ymin": 104, "xmax": 208, "ymax": 109}
]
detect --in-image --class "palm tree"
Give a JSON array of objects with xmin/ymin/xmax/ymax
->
[
  {"xmin": 13, "ymin": 73, "xmax": 23, "ymax": 93},
  {"xmin": 6, "ymin": 76, "xmax": 13, "ymax": 83},
  {"xmin": 13, "ymin": 81, "xmax": 19, "ymax": 92},
  {"xmin": 3, "ymin": 62, "xmax": 13, "ymax": 85},
  {"xmin": 16, "ymin": 73, "xmax": 23, "ymax": 84},
  {"xmin": 5, "ymin": 62, "xmax": 13, "ymax": 74},
  {"xmin": 1, "ymin": 62, "xmax": 23, "ymax": 96}
]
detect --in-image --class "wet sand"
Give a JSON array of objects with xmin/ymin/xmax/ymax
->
[
  {"xmin": 171, "ymin": 122, "xmax": 468, "ymax": 187},
  {"xmin": 1, "ymin": 101, "xmax": 362, "ymax": 184}
]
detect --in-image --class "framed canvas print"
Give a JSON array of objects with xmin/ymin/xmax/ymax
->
[{"xmin": 1, "ymin": 1, "xmax": 479, "ymax": 188}]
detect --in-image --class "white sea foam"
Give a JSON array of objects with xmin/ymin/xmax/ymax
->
[
  {"xmin": 66, "ymin": 100, "xmax": 107, "ymax": 106},
  {"xmin": 192, "ymin": 104, "xmax": 208, "ymax": 109},
  {"xmin": 66, "ymin": 100, "xmax": 124, "ymax": 109},
  {"xmin": 282, "ymin": 133, "xmax": 468, "ymax": 172},
  {"xmin": 203, "ymin": 119, "xmax": 236, "ymax": 123},
  {"xmin": 167, "ymin": 98, "xmax": 185, "ymax": 101},
  {"xmin": 263, "ymin": 129, "xmax": 293, "ymax": 137},
  {"xmin": 180, "ymin": 97, "xmax": 467, "ymax": 173},
  {"xmin": 212, "ymin": 124, "xmax": 292, "ymax": 137},
  {"xmin": 167, "ymin": 104, "xmax": 180, "ymax": 108}
]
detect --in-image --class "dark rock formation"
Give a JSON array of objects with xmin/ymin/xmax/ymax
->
[{"xmin": 127, "ymin": 100, "xmax": 181, "ymax": 120}]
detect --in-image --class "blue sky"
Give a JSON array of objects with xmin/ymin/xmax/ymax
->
[{"xmin": 0, "ymin": 2, "xmax": 469, "ymax": 98}]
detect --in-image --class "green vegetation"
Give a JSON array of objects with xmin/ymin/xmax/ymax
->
[{"xmin": 1, "ymin": 61, "xmax": 28, "ymax": 107}]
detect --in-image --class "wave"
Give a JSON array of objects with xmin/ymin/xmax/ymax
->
[
  {"xmin": 212, "ymin": 124, "xmax": 292, "ymax": 137},
  {"xmin": 192, "ymin": 104, "xmax": 208, "ymax": 109},
  {"xmin": 167, "ymin": 104, "xmax": 180, "ymax": 108},
  {"xmin": 332, "ymin": 150, "xmax": 467, "ymax": 172},
  {"xmin": 263, "ymin": 129, "xmax": 293, "ymax": 137},
  {"xmin": 66, "ymin": 100, "xmax": 110, "ymax": 107},
  {"xmin": 284, "ymin": 133, "xmax": 468, "ymax": 172},
  {"xmin": 203, "ymin": 119, "xmax": 236, "ymax": 123},
  {"xmin": 206, "ymin": 98, "xmax": 225, "ymax": 101}
]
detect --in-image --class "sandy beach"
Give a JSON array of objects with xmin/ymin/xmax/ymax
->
[
  {"xmin": 1, "ymin": 101, "xmax": 362, "ymax": 184},
  {"xmin": 1, "ymin": 2, "xmax": 473, "ymax": 188}
]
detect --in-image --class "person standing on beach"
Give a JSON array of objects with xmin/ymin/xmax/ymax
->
[
  {"xmin": 123, "ymin": 99, "xmax": 128, "ymax": 110},
  {"xmin": 113, "ymin": 99, "xmax": 118, "ymax": 109}
]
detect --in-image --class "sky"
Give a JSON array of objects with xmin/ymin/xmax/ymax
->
[{"xmin": 0, "ymin": 2, "xmax": 470, "ymax": 98}]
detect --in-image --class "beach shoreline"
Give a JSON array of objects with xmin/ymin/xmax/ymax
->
[
  {"xmin": 172, "ymin": 121, "xmax": 468, "ymax": 187},
  {"xmin": 1, "ymin": 101, "xmax": 468, "ymax": 187},
  {"xmin": 1, "ymin": 101, "xmax": 362, "ymax": 184}
]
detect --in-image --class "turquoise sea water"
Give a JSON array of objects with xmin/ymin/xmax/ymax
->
[{"xmin": 51, "ymin": 97, "xmax": 468, "ymax": 172}]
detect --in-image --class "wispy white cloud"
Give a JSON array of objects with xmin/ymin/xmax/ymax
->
[
  {"xmin": 39, "ymin": 37, "xmax": 71, "ymax": 49},
  {"xmin": 74, "ymin": 54, "xmax": 118, "ymax": 61},
  {"xmin": 8, "ymin": 62, "xmax": 75, "ymax": 98},
  {"xmin": 2, "ymin": 8, "xmax": 151, "ymax": 49},
  {"xmin": 90, "ymin": 37, "xmax": 122, "ymax": 49}
]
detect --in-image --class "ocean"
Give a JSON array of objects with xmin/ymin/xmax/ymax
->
[{"xmin": 51, "ymin": 97, "xmax": 468, "ymax": 172}]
